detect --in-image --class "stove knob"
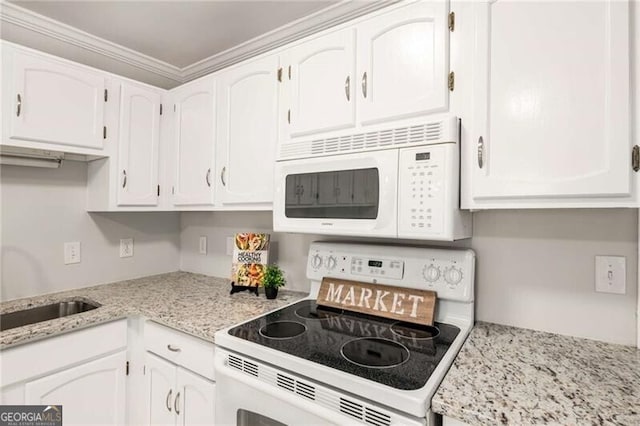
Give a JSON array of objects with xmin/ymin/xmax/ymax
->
[
  {"xmin": 422, "ymin": 264, "xmax": 440, "ymax": 282},
  {"xmin": 311, "ymin": 254, "xmax": 323, "ymax": 269},
  {"xmin": 325, "ymin": 255, "xmax": 337, "ymax": 270},
  {"xmin": 444, "ymin": 267, "xmax": 463, "ymax": 286}
]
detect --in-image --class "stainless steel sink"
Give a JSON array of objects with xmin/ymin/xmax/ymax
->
[{"xmin": 0, "ymin": 300, "xmax": 100, "ymax": 331}]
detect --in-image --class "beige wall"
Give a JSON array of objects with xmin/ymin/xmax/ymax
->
[
  {"xmin": 180, "ymin": 209, "xmax": 638, "ymax": 346},
  {"xmin": 1, "ymin": 161, "xmax": 181, "ymax": 301}
]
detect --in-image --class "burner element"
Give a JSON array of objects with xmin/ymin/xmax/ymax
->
[
  {"xmin": 295, "ymin": 303, "xmax": 343, "ymax": 320},
  {"xmin": 259, "ymin": 321, "xmax": 306, "ymax": 339},
  {"xmin": 341, "ymin": 338, "xmax": 410, "ymax": 368},
  {"xmin": 390, "ymin": 322, "xmax": 440, "ymax": 340}
]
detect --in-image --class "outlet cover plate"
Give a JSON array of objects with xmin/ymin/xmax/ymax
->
[
  {"xmin": 199, "ymin": 236, "xmax": 207, "ymax": 255},
  {"xmin": 120, "ymin": 238, "xmax": 134, "ymax": 258},
  {"xmin": 595, "ymin": 255, "xmax": 626, "ymax": 294},
  {"xmin": 64, "ymin": 242, "xmax": 81, "ymax": 264}
]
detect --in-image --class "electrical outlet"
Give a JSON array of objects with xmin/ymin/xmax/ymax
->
[
  {"xmin": 120, "ymin": 238, "xmax": 134, "ymax": 258},
  {"xmin": 595, "ymin": 256, "xmax": 626, "ymax": 294},
  {"xmin": 226, "ymin": 237, "xmax": 234, "ymax": 256},
  {"xmin": 199, "ymin": 236, "xmax": 207, "ymax": 255},
  {"xmin": 64, "ymin": 242, "xmax": 81, "ymax": 264}
]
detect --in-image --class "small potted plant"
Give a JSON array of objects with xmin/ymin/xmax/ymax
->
[{"xmin": 263, "ymin": 264, "xmax": 286, "ymax": 299}]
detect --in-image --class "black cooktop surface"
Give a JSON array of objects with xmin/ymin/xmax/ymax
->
[{"xmin": 228, "ymin": 300, "xmax": 460, "ymax": 390}]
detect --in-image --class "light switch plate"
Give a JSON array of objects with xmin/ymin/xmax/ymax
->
[
  {"xmin": 595, "ymin": 256, "xmax": 626, "ymax": 294},
  {"xmin": 64, "ymin": 242, "xmax": 81, "ymax": 264},
  {"xmin": 199, "ymin": 236, "xmax": 207, "ymax": 255},
  {"xmin": 120, "ymin": 238, "xmax": 134, "ymax": 258}
]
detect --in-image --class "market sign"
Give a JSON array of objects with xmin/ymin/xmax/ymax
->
[{"xmin": 317, "ymin": 277, "xmax": 436, "ymax": 326}]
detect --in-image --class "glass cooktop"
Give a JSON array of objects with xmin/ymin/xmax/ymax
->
[{"xmin": 227, "ymin": 300, "xmax": 460, "ymax": 390}]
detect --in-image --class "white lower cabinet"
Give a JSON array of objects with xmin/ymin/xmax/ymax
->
[
  {"xmin": 0, "ymin": 320, "xmax": 128, "ymax": 425},
  {"xmin": 146, "ymin": 353, "xmax": 215, "ymax": 426},
  {"xmin": 25, "ymin": 351, "xmax": 127, "ymax": 426},
  {"xmin": 143, "ymin": 321, "xmax": 216, "ymax": 426}
]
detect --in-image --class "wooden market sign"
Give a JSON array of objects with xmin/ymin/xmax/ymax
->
[{"xmin": 317, "ymin": 277, "xmax": 436, "ymax": 326}]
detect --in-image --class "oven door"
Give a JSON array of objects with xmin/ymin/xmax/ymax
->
[
  {"xmin": 273, "ymin": 150, "xmax": 398, "ymax": 237},
  {"xmin": 215, "ymin": 348, "xmax": 427, "ymax": 426}
]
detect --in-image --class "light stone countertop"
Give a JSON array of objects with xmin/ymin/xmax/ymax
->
[
  {"xmin": 0, "ymin": 271, "xmax": 307, "ymax": 349},
  {"xmin": 432, "ymin": 322, "xmax": 640, "ymax": 426}
]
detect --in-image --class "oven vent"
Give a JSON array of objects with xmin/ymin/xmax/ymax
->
[
  {"xmin": 276, "ymin": 373, "xmax": 316, "ymax": 400},
  {"xmin": 339, "ymin": 398, "xmax": 391, "ymax": 426},
  {"xmin": 227, "ymin": 354, "xmax": 258, "ymax": 377},
  {"xmin": 278, "ymin": 117, "xmax": 456, "ymax": 160}
]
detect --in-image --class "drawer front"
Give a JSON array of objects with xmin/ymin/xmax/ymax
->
[
  {"xmin": 1, "ymin": 319, "xmax": 127, "ymax": 387},
  {"xmin": 144, "ymin": 321, "xmax": 215, "ymax": 380}
]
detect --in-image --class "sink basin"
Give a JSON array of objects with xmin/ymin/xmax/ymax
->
[{"xmin": 0, "ymin": 300, "xmax": 100, "ymax": 331}]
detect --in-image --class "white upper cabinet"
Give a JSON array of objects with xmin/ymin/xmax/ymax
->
[
  {"xmin": 357, "ymin": 1, "xmax": 449, "ymax": 125},
  {"xmin": 216, "ymin": 54, "xmax": 280, "ymax": 206},
  {"xmin": 7, "ymin": 50, "xmax": 106, "ymax": 150},
  {"xmin": 283, "ymin": 28, "xmax": 356, "ymax": 138},
  {"xmin": 470, "ymin": 0, "xmax": 631, "ymax": 203},
  {"xmin": 117, "ymin": 82, "xmax": 161, "ymax": 206},
  {"xmin": 170, "ymin": 76, "xmax": 216, "ymax": 206}
]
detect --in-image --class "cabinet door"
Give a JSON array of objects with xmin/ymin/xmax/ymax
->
[
  {"xmin": 285, "ymin": 28, "xmax": 356, "ymax": 137},
  {"xmin": 117, "ymin": 82, "xmax": 161, "ymax": 206},
  {"xmin": 9, "ymin": 52, "xmax": 106, "ymax": 149},
  {"xmin": 176, "ymin": 367, "xmax": 215, "ymax": 426},
  {"xmin": 217, "ymin": 54, "xmax": 279, "ymax": 205},
  {"xmin": 171, "ymin": 77, "xmax": 216, "ymax": 206},
  {"xmin": 471, "ymin": 0, "xmax": 631, "ymax": 201},
  {"xmin": 357, "ymin": 1, "xmax": 448, "ymax": 126},
  {"xmin": 24, "ymin": 351, "xmax": 126, "ymax": 426},
  {"xmin": 146, "ymin": 353, "xmax": 176, "ymax": 426}
]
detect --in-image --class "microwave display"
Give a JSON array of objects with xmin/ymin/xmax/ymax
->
[{"xmin": 285, "ymin": 168, "xmax": 379, "ymax": 219}]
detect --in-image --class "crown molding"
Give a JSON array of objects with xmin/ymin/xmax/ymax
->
[
  {"xmin": 0, "ymin": 1, "xmax": 184, "ymax": 83},
  {"xmin": 181, "ymin": 0, "xmax": 400, "ymax": 81},
  {"xmin": 0, "ymin": 0, "xmax": 399, "ymax": 86}
]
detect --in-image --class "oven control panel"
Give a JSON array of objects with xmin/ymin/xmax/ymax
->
[{"xmin": 307, "ymin": 242, "xmax": 475, "ymax": 302}]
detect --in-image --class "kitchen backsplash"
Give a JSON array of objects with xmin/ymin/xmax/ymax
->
[
  {"xmin": 180, "ymin": 209, "xmax": 638, "ymax": 346},
  {"xmin": 0, "ymin": 161, "xmax": 181, "ymax": 301}
]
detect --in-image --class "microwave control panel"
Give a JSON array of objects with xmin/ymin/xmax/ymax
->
[{"xmin": 397, "ymin": 144, "xmax": 452, "ymax": 237}]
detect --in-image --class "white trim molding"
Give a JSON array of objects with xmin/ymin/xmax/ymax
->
[{"xmin": 0, "ymin": 0, "xmax": 398, "ymax": 86}]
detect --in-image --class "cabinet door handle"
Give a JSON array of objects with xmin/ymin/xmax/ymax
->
[
  {"xmin": 206, "ymin": 168, "xmax": 211, "ymax": 187},
  {"xmin": 361, "ymin": 72, "xmax": 368, "ymax": 98},
  {"xmin": 166, "ymin": 389, "xmax": 172, "ymax": 412},
  {"xmin": 221, "ymin": 166, "xmax": 226, "ymax": 186},
  {"xmin": 16, "ymin": 94, "xmax": 22, "ymax": 117},
  {"xmin": 174, "ymin": 391, "xmax": 181, "ymax": 415},
  {"xmin": 167, "ymin": 344, "xmax": 181, "ymax": 352},
  {"xmin": 477, "ymin": 136, "xmax": 485, "ymax": 169},
  {"xmin": 344, "ymin": 76, "xmax": 350, "ymax": 101},
  {"xmin": 122, "ymin": 170, "xmax": 127, "ymax": 188}
]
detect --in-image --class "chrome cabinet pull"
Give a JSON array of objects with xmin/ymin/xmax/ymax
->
[
  {"xmin": 361, "ymin": 72, "xmax": 367, "ymax": 98},
  {"xmin": 477, "ymin": 136, "xmax": 485, "ymax": 169},
  {"xmin": 166, "ymin": 389, "xmax": 172, "ymax": 412},
  {"xmin": 206, "ymin": 168, "xmax": 211, "ymax": 187},
  {"xmin": 174, "ymin": 391, "xmax": 181, "ymax": 415},
  {"xmin": 344, "ymin": 76, "xmax": 350, "ymax": 101},
  {"xmin": 16, "ymin": 94, "xmax": 22, "ymax": 117},
  {"xmin": 221, "ymin": 166, "xmax": 226, "ymax": 186},
  {"xmin": 122, "ymin": 170, "xmax": 127, "ymax": 188},
  {"xmin": 167, "ymin": 344, "xmax": 181, "ymax": 352}
]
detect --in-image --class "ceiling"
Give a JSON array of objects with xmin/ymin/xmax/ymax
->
[{"xmin": 10, "ymin": 1, "xmax": 337, "ymax": 68}]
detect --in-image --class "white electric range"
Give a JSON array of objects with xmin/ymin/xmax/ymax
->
[{"xmin": 214, "ymin": 242, "xmax": 475, "ymax": 426}]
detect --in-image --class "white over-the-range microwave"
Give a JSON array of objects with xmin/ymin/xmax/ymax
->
[{"xmin": 273, "ymin": 116, "xmax": 472, "ymax": 241}]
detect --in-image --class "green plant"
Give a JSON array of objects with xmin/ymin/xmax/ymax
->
[{"xmin": 263, "ymin": 265, "xmax": 286, "ymax": 289}]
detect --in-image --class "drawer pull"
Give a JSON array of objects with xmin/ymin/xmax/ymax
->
[
  {"xmin": 167, "ymin": 344, "xmax": 181, "ymax": 352},
  {"xmin": 166, "ymin": 389, "xmax": 172, "ymax": 412}
]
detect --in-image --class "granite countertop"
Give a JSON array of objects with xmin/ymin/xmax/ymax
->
[
  {"xmin": 0, "ymin": 271, "xmax": 306, "ymax": 349},
  {"xmin": 432, "ymin": 322, "xmax": 640, "ymax": 425}
]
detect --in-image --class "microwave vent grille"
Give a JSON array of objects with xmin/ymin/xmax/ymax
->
[{"xmin": 279, "ymin": 119, "xmax": 449, "ymax": 160}]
